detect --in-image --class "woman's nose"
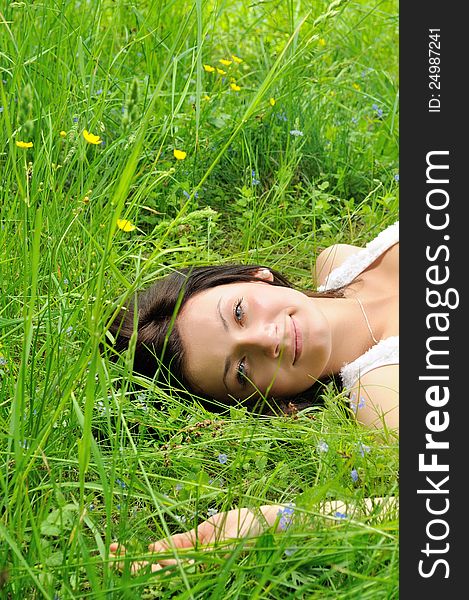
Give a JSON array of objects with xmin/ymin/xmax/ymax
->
[{"xmin": 240, "ymin": 322, "xmax": 280, "ymax": 358}]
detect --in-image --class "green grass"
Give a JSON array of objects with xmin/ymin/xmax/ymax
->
[{"xmin": 0, "ymin": 0, "xmax": 398, "ymax": 597}]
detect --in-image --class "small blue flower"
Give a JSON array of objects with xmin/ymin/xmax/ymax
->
[
  {"xmin": 276, "ymin": 112, "xmax": 287, "ymax": 122},
  {"xmin": 357, "ymin": 442, "xmax": 371, "ymax": 457},
  {"xmin": 278, "ymin": 503, "xmax": 295, "ymax": 530},
  {"xmin": 89, "ymin": 503, "xmax": 95, "ymax": 511},
  {"xmin": 63, "ymin": 278, "xmax": 69, "ymax": 285},
  {"xmin": 0, "ymin": 357, "xmax": 7, "ymax": 366},
  {"xmin": 349, "ymin": 394, "xmax": 366, "ymax": 411},
  {"xmin": 182, "ymin": 189, "xmax": 199, "ymax": 199},
  {"xmin": 284, "ymin": 547, "xmax": 297, "ymax": 556},
  {"xmin": 289, "ymin": 129, "xmax": 304, "ymax": 137},
  {"xmin": 351, "ymin": 469, "xmax": 359, "ymax": 482},
  {"xmin": 175, "ymin": 483, "xmax": 183, "ymax": 491},
  {"xmin": 394, "ymin": 174, "xmax": 399, "ymax": 182},
  {"xmin": 218, "ymin": 453, "xmax": 228, "ymax": 464},
  {"xmin": 317, "ymin": 440, "xmax": 329, "ymax": 453},
  {"xmin": 96, "ymin": 400, "xmax": 107, "ymax": 415},
  {"xmin": 371, "ymin": 103, "xmax": 378, "ymax": 111},
  {"xmin": 209, "ymin": 477, "xmax": 225, "ymax": 486},
  {"xmin": 116, "ymin": 478, "xmax": 126, "ymax": 489},
  {"xmin": 65, "ymin": 326, "xmax": 73, "ymax": 335},
  {"xmin": 0, "ymin": 106, "xmax": 3, "ymax": 113},
  {"xmin": 334, "ymin": 511, "xmax": 347, "ymax": 519},
  {"xmin": 96, "ymin": 88, "xmax": 103, "ymax": 95},
  {"xmin": 73, "ymin": 117, "xmax": 79, "ymax": 123},
  {"xmin": 351, "ymin": 116, "xmax": 358, "ymax": 124},
  {"xmin": 251, "ymin": 170, "xmax": 260, "ymax": 185},
  {"xmin": 207, "ymin": 507, "xmax": 218, "ymax": 517}
]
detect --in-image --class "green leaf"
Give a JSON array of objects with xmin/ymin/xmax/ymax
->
[{"xmin": 40, "ymin": 504, "xmax": 78, "ymax": 537}]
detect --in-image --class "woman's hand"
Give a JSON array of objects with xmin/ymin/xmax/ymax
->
[
  {"xmin": 109, "ymin": 542, "xmax": 164, "ymax": 574},
  {"xmin": 109, "ymin": 507, "xmax": 268, "ymax": 574},
  {"xmin": 109, "ymin": 529, "xmax": 199, "ymax": 574}
]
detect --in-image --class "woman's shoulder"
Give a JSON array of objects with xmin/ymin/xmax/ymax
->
[
  {"xmin": 348, "ymin": 364, "xmax": 399, "ymax": 432},
  {"xmin": 314, "ymin": 243, "xmax": 362, "ymax": 288},
  {"xmin": 340, "ymin": 335, "xmax": 399, "ymax": 430},
  {"xmin": 316, "ymin": 221, "xmax": 399, "ymax": 291}
]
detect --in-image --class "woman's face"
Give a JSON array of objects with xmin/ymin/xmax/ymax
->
[{"xmin": 176, "ymin": 274, "xmax": 332, "ymax": 402}]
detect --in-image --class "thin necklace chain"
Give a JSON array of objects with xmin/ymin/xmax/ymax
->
[{"xmin": 355, "ymin": 296, "xmax": 379, "ymax": 345}]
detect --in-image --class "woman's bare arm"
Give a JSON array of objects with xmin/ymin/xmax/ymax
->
[
  {"xmin": 109, "ymin": 496, "xmax": 398, "ymax": 572},
  {"xmin": 349, "ymin": 365, "xmax": 399, "ymax": 433}
]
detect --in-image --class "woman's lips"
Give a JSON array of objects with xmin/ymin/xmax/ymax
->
[{"xmin": 291, "ymin": 316, "xmax": 302, "ymax": 364}]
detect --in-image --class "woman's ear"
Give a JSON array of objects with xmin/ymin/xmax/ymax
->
[{"xmin": 252, "ymin": 268, "xmax": 274, "ymax": 282}]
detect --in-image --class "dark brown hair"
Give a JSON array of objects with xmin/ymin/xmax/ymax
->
[{"xmin": 106, "ymin": 264, "xmax": 343, "ymax": 413}]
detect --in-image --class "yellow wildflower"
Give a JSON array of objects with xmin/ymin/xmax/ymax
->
[
  {"xmin": 269, "ymin": 98, "xmax": 276, "ymax": 106},
  {"xmin": 230, "ymin": 83, "xmax": 241, "ymax": 92},
  {"xmin": 352, "ymin": 83, "xmax": 361, "ymax": 91},
  {"xmin": 116, "ymin": 219, "xmax": 136, "ymax": 232},
  {"xmin": 83, "ymin": 130, "xmax": 102, "ymax": 145},
  {"xmin": 59, "ymin": 130, "xmax": 67, "ymax": 138},
  {"xmin": 173, "ymin": 149, "xmax": 187, "ymax": 160},
  {"xmin": 219, "ymin": 59, "xmax": 232, "ymax": 66},
  {"xmin": 15, "ymin": 140, "xmax": 33, "ymax": 149},
  {"xmin": 216, "ymin": 68, "xmax": 226, "ymax": 75},
  {"xmin": 203, "ymin": 64, "xmax": 215, "ymax": 72},
  {"xmin": 319, "ymin": 38, "xmax": 326, "ymax": 46},
  {"xmin": 231, "ymin": 55, "xmax": 243, "ymax": 63},
  {"xmin": 203, "ymin": 95, "xmax": 211, "ymax": 101}
]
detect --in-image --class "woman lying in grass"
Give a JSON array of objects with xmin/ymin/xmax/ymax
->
[
  {"xmin": 109, "ymin": 220, "xmax": 398, "ymax": 429},
  {"xmin": 107, "ymin": 219, "xmax": 399, "ymax": 569}
]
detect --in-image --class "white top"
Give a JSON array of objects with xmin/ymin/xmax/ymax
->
[{"xmin": 318, "ymin": 221, "xmax": 399, "ymax": 391}]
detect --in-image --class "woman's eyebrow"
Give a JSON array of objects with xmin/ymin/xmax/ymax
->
[
  {"xmin": 217, "ymin": 297, "xmax": 229, "ymax": 332},
  {"xmin": 217, "ymin": 297, "xmax": 231, "ymax": 391}
]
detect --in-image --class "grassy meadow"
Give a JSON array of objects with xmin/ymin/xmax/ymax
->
[{"xmin": 0, "ymin": 0, "xmax": 399, "ymax": 598}]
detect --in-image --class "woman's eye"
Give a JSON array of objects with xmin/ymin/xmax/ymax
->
[
  {"xmin": 236, "ymin": 359, "xmax": 248, "ymax": 387},
  {"xmin": 234, "ymin": 298, "xmax": 244, "ymax": 323}
]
